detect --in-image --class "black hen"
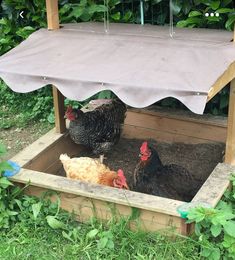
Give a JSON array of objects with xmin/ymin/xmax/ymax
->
[
  {"xmin": 133, "ymin": 141, "xmax": 198, "ymax": 202},
  {"xmin": 65, "ymin": 99, "xmax": 126, "ymax": 162}
]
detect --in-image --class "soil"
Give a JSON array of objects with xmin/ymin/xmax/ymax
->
[
  {"xmin": 0, "ymin": 122, "xmax": 53, "ymax": 160},
  {"xmin": 1, "ymin": 120, "xmax": 225, "ymax": 202},
  {"xmin": 57, "ymin": 137, "xmax": 225, "ymax": 200}
]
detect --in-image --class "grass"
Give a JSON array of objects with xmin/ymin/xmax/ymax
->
[
  {"xmin": 0, "ymin": 82, "xmax": 54, "ymax": 130},
  {"xmin": 0, "ymin": 86, "xmax": 234, "ymax": 260},
  {"xmin": 0, "ymin": 217, "xmax": 201, "ymax": 260}
]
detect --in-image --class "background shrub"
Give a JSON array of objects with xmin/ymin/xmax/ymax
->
[{"xmin": 0, "ymin": 0, "xmax": 234, "ymax": 128}]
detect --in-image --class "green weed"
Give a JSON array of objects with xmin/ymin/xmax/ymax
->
[{"xmin": 187, "ymin": 174, "xmax": 235, "ymax": 260}]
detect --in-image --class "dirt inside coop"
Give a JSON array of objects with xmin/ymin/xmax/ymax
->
[{"xmin": 54, "ymin": 138, "xmax": 225, "ymax": 202}]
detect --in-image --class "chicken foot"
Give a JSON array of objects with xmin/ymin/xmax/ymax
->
[{"xmin": 99, "ymin": 154, "xmax": 107, "ymax": 164}]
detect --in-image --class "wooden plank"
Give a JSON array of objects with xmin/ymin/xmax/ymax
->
[
  {"xmin": 124, "ymin": 110, "xmax": 227, "ymax": 143},
  {"xmin": 207, "ymin": 62, "xmax": 235, "ymax": 102},
  {"xmin": 9, "ymin": 124, "xmax": 86, "ymax": 173},
  {"xmin": 192, "ymin": 163, "xmax": 235, "ymax": 207},
  {"xmin": 135, "ymin": 209, "xmax": 181, "ymax": 232},
  {"xmin": 180, "ymin": 219, "xmax": 192, "ymax": 236},
  {"xmin": 10, "ymin": 168, "xmax": 183, "ymax": 217},
  {"xmin": 24, "ymin": 135, "xmax": 85, "ymax": 173},
  {"xmin": 24, "ymin": 185, "xmax": 182, "ymax": 233},
  {"xmin": 123, "ymin": 125, "xmax": 222, "ymax": 144},
  {"xmin": 180, "ymin": 220, "xmax": 195, "ymax": 236},
  {"xmin": 53, "ymin": 86, "xmax": 66, "ymax": 133},
  {"xmin": 225, "ymin": 79, "xmax": 235, "ymax": 164},
  {"xmin": 128, "ymin": 107, "xmax": 227, "ymax": 128},
  {"xmin": 46, "ymin": 0, "xmax": 59, "ymax": 30},
  {"xmin": 45, "ymin": 1, "xmax": 66, "ymax": 133},
  {"xmin": 10, "ymin": 128, "xmax": 63, "ymax": 167}
]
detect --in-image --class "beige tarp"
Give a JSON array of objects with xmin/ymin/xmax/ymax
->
[{"xmin": 0, "ymin": 22, "xmax": 234, "ymax": 114}]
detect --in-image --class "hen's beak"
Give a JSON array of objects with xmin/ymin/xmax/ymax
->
[{"xmin": 123, "ymin": 183, "xmax": 130, "ymax": 190}]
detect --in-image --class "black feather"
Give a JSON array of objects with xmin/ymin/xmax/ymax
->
[
  {"xmin": 133, "ymin": 144, "xmax": 199, "ymax": 202},
  {"xmin": 68, "ymin": 99, "xmax": 127, "ymax": 155}
]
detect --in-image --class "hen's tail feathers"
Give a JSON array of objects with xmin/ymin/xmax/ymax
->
[{"xmin": 59, "ymin": 154, "xmax": 70, "ymax": 163}]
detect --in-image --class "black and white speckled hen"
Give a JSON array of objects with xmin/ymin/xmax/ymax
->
[
  {"xmin": 65, "ymin": 99, "xmax": 127, "ymax": 163},
  {"xmin": 133, "ymin": 141, "xmax": 198, "ymax": 202}
]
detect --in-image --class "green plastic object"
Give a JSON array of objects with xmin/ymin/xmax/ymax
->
[{"xmin": 177, "ymin": 201, "xmax": 212, "ymax": 219}]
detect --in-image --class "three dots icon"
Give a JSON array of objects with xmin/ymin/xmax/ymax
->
[{"xmin": 205, "ymin": 13, "xmax": 220, "ymax": 17}]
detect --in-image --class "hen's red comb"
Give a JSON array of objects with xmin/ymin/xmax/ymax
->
[
  {"xmin": 66, "ymin": 105, "xmax": 73, "ymax": 113},
  {"xmin": 140, "ymin": 141, "xmax": 148, "ymax": 153},
  {"xmin": 117, "ymin": 169, "xmax": 126, "ymax": 182}
]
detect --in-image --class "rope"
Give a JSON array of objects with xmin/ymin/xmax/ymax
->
[
  {"xmin": 104, "ymin": 0, "xmax": 109, "ymax": 33},
  {"xmin": 169, "ymin": 0, "xmax": 175, "ymax": 38},
  {"xmin": 140, "ymin": 0, "xmax": 144, "ymax": 25}
]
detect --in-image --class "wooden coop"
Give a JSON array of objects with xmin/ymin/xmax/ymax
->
[{"xmin": 1, "ymin": 0, "xmax": 235, "ymax": 235}]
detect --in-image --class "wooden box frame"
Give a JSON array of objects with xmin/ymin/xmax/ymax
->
[
  {"xmin": 10, "ymin": 108, "xmax": 235, "ymax": 235},
  {"xmin": 8, "ymin": 0, "xmax": 235, "ymax": 235}
]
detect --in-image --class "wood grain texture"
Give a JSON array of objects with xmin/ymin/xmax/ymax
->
[
  {"xmin": 124, "ymin": 109, "xmax": 227, "ymax": 143},
  {"xmin": 46, "ymin": 0, "xmax": 59, "ymax": 30},
  {"xmin": 206, "ymin": 26, "xmax": 235, "ymax": 164},
  {"xmin": 46, "ymin": 1, "xmax": 66, "ymax": 133},
  {"xmin": 192, "ymin": 163, "xmax": 235, "ymax": 206},
  {"xmin": 128, "ymin": 107, "xmax": 227, "ymax": 127},
  {"xmin": 10, "ymin": 128, "xmax": 63, "ymax": 167},
  {"xmin": 207, "ymin": 61, "xmax": 235, "ymax": 102},
  {"xmin": 10, "ymin": 162, "xmax": 233, "ymax": 233},
  {"xmin": 23, "ymin": 185, "xmax": 182, "ymax": 233},
  {"xmin": 10, "ymin": 168, "xmax": 183, "ymax": 217},
  {"xmin": 53, "ymin": 87, "xmax": 66, "ymax": 133},
  {"xmin": 180, "ymin": 219, "xmax": 194, "ymax": 236},
  {"xmin": 25, "ymin": 135, "xmax": 86, "ymax": 174},
  {"xmin": 225, "ymin": 79, "xmax": 235, "ymax": 165},
  {"xmin": 9, "ymin": 107, "xmax": 232, "ymax": 235}
]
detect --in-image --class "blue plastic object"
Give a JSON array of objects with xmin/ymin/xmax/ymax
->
[
  {"xmin": 3, "ymin": 160, "xmax": 21, "ymax": 177},
  {"xmin": 177, "ymin": 202, "xmax": 212, "ymax": 219}
]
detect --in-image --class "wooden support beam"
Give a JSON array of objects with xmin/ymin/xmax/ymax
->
[
  {"xmin": 225, "ymin": 79, "xmax": 235, "ymax": 165},
  {"xmin": 46, "ymin": 0, "xmax": 59, "ymax": 30},
  {"xmin": 207, "ymin": 62, "xmax": 235, "ymax": 102},
  {"xmin": 53, "ymin": 87, "xmax": 66, "ymax": 133},
  {"xmin": 225, "ymin": 24, "xmax": 235, "ymax": 164},
  {"xmin": 207, "ymin": 24, "xmax": 235, "ymax": 102},
  {"xmin": 45, "ymin": 1, "xmax": 66, "ymax": 133}
]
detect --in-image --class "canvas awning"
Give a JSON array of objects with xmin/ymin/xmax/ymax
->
[{"xmin": 0, "ymin": 22, "xmax": 235, "ymax": 114}]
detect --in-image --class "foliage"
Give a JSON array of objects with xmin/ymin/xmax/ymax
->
[
  {"xmin": 0, "ymin": 204, "xmax": 200, "ymax": 259},
  {"xmin": 0, "ymin": 142, "xmax": 235, "ymax": 258},
  {"xmin": 0, "ymin": 0, "xmax": 46, "ymax": 55},
  {"xmin": 175, "ymin": 0, "xmax": 235, "ymax": 30},
  {"xmin": 0, "ymin": 81, "xmax": 53, "ymax": 129},
  {"xmin": 0, "ymin": 143, "xmax": 197, "ymax": 258},
  {"xmin": 0, "ymin": 143, "xmax": 199, "ymax": 259},
  {"xmin": 0, "ymin": 143, "xmax": 20, "ymax": 230},
  {"xmin": 187, "ymin": 173, "xmax": 235, "ymax": 260},
  {"xmin": 0, "ymin": 220, "xmax": 201, "ymax": 259},
  {"xmin": 0, "ymin": 0, "xmax": 234, "ymax": 126},
  {"xmin": 0, "ymin": 143, "xmax": 71, "ymax": 231}
]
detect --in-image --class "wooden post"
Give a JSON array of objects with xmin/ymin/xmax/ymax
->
[
  {"xmin": 225, "ymin": 24, "xmax": 235, "ymax": 164},
  {"xmin": 46, "ymin": 0, "xmax": 60, "ymax": 30},
  {"xmin": 52, "ymin": 87, "xmax": 66, "ymax": 133},
  {"xmin": 46, "ymin": 0, "xmax": 66, "ymax": 133},
  {"xmin": 225, "ymin": 79, "xmax": 235, "ymax": 165}
]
